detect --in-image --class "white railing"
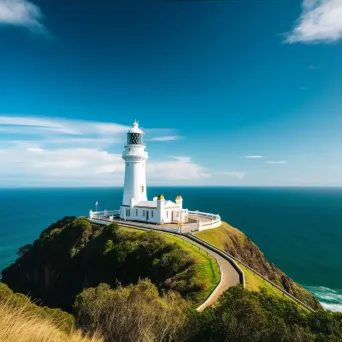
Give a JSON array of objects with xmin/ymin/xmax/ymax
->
[
  {"xmin": 188, "ymin": 210, "xmax": 220, "ymax": 220},
  {"xmin": 89, "ymin": 209, "xmax": 121, "ymax": 219},
  {"xmin": 188, "ymin": 211, "xmax": 221, "ymax": 230}
]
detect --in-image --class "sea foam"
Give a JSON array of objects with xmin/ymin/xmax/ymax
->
[{"xmin": 306, "ymin": 286, "xmax": 342, "ymax": 312}]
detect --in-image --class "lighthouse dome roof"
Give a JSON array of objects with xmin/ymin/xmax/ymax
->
[{"xmin": 128, "ymin": 121, "xmax": 143, "ymax": 134}]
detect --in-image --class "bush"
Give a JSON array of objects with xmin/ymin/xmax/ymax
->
[
  {"xmin": 182, "ymin": 285, "xmax": 342, "ymax": 342},
  {"xmin": 2, "ymin": 218, "xmax": 201, "ymax": 311},
  {"xmin": 74, "ymin": 279, "xmax": 189, "ymax": 342}
]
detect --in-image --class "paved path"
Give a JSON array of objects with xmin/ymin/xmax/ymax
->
[
  {"xmin": 90, "ymin": 218, "xmax": 241, "ymax": 311},
  {"xmin": 179, "ymin": 235, "xmax": 240, "ymax": 311}
]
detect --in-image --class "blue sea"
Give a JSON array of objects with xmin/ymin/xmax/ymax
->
[{"xmin": 0, "ymin": 187, "xmax": 341, "ymax": 311}]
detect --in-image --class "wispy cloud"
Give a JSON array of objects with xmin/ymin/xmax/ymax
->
[
  {"xmin": 0, "ymin": 115, "xmax": 130, "ymax": 147},
  {"xmin": 148, "ymin": 157, "xmax": 211, "ymax": 184},
  {"xmin": 244, "ymin": 155, "xmax": 264, "ymax": 159},
  {"xmin": 169, "ymin": 156, "xmax": 192, "ymax": 163},
  {"xmin": 0, "ymin": 115, "xmax": 209, "ymax": 186},
  {"xmin": 266, "ymin": 161, "xmax": 288, "ymax": 165},
  {"xmin": 149, "ymin": 136, "xmax": 182, "ymax": 142},
  {"xmin": 0, "ymin": 0, "xmax": 46, "ymax": 34},
  {"xmin": 286, "ymin": 0, "xmax": 342, "ymax": 43},
  {"xmin": 218, "ymin": 171, "xmax": 245, "ymax": 180}
]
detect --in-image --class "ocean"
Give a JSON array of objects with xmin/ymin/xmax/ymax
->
[{"xmin": 0, "ymin": 187, "xmax": 341, "ymax": 311}]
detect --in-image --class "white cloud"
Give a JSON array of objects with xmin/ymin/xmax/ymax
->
[
  {"xmin": 0, "ymin": 0, "xmax": 45, "ymax": 33},
  {"xmin": 148, "ymin": 157, "xmax": 211, "ymax": 183},
  {"xmin": 0, "ymin": 115, "xmax": 210, "ymax": 186},
  {"xmin": 286, "ymin": 0, "xmax": 342, "ymax": 43},
  {"xmin": 218, "ymin": 171, "xmax": 245, "ymax": 180},
  {"xmin": 149, "ymin": 136, "xmax": 182, "ymax": 142},
  {"xmin": 0, "ymin": 115, "xmax": 129, "ymax": 137},
  {"xmin": 266, "ymin": 161, "xmax": 288, "ymax": 165},
  {"xmin": 244, "ymin": 155, "xmax": 264, "ymax": 159},
  {"xmin": 27, "ymin": 147, "xmax": 45, "ymax": 153},
  {"xmin": 169, "ymin": 156, "xmax": 192, "ymax": 163},
  {"xmin": 0, "ymin": 145, "xmax": 124, "ymax": 185}
]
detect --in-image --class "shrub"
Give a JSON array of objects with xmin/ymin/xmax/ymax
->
[{"xmin": 74, "ymin": 279, "xmax": 189, "ymax": 342}]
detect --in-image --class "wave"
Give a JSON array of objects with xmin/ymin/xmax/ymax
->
[{"xmin": 305, "ymin": 286, "xmax": 342, "ymax": 312}]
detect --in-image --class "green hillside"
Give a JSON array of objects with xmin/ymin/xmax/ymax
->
[
  {"xmin": 1, "ymin": 217, "xmax": 219, "ymax": 310},
  {"xmin": 195, "ymin": 222, "xmax": 321, "ymax": 310}
]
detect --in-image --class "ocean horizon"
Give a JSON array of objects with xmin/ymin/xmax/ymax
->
[{"xmin": 1, "ymin": 186, "xmax": 341, "ymax": 311}]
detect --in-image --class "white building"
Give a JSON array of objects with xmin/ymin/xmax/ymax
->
[
  {"xmin": 89, "ymin": 121, "xmax": 222, "ymax": 231},
  {"xmin": 119, "ymin": 121, "xmax": 189, "ymax": 224}
]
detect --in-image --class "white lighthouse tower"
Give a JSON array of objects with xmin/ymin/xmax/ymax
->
[
  {"xmin": 120, "ymin": 121, "xmax": 148, "ymax": 219},
  {"xmin": 90, "ymin": 120, "xmax": 221, "ymax": 230}
]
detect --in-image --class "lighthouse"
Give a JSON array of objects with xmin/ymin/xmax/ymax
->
[
  {"xmin": 90, "ymin": 120, "xmax": 221, "ymax": 230},
  {"xmin": 119, "ymin": 121, "xmax": 190, "ymax": 224},
  {"xmin": 120, "ymin": 122, "xmax": 148, "ymax": 218}
]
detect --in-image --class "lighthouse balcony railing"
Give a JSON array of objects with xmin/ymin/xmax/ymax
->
[{"xmin": 122, "ymin": 150, "xmax": 148, "ymax": 158}]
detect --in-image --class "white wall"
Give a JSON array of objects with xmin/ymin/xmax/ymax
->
[
  {"xmin": 120, "ymin": 205, "xmax": 177, "ymax": 224},
  {"xmin": 122, "ymin": 144, "xmax": 148, "ymax": 207}
]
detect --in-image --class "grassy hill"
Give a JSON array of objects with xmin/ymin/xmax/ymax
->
[
  {"xmin": 195, "ymin": 222, "xmax": 321, "ymax": 310},
  {"xmin": 1, "ymin": 217, "xmax": 220, "ymax": 311},
  {"xmin": 120, "ymin": 226, "xmax": 220, "ymax": 304}
]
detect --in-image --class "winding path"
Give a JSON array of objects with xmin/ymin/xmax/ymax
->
[{"xmin": 90, "ymin": 218, "xmax": 241, "ymax": 311}]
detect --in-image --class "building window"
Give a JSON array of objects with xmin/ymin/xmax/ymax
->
[
  {"xmin": 129, "ymin": 148, "xmax": 131, "ymax": 151},
  {"xmin": 143, "ymin": 210, "xmax": 145, "ymax": 216},
  {"xmin": 126, "ymin": 209, "xmax": 130, "ymax": 217},
  {"xmin": 136, "ymin": 209, "xmax": 138, "ymax": 216},
  {"xmin": 166, "ymin": 211, "xmax": 168, "ymax": 218},
  {"xmin": 141, "ymin": 185, "xmax": 144, "ymax": 193}
]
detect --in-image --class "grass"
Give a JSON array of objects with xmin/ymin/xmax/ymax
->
[
  {"xmin": 119, "ymin": 226, "xmax": 220, "ymax": 306},
  {"xmin": 195, "ymin": 223, "xmax": 291, "ymax": 301},
  {"xmin": 0, "ymin": 299, "xmax": 102, "ymax": 342}
]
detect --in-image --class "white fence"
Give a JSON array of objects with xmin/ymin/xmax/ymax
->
[
  {"xmin": 188, "ymin": 211, "xmax": 222, "ymax": 231},
  {"xmin": 89, "ymin": 209, "xmax": 221, "ymax": 231},
  {"xmin": 89, "ymin": 209, "xmax": 121, "ymax": 220}
]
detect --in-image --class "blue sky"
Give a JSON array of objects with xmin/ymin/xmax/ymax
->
[{"xmin": 0, "ymin": 0, "xmax": 341, "ymax": 187}]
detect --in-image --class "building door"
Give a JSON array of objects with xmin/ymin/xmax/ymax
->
[{"xmin": 146, "ymin": 211, "xmax": 149, "ymax": 222}]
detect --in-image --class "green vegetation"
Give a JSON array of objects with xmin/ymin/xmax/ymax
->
[
  {"xmin": 119, "ymin": 226, "xmax": 220, "ymax": 303},
  {"xmin": 74, "ymin": 281, "xmax": 342, "ymax": 342},
  {"xmin": 74, "ymin": 279, "xmax": 188, "ymax": 342},
  {"xmin": 195, "ymin": 222, "xmax": 321, "ymax": 310},
  {"xmin": 183, "ymin": 285, "xmax": 342, "ymax": 342},
  {"xmin": 3, "ymin": 216, "xmax": 342, "ymax": 342},
  {"xmin": 1, "ymin": 216, "xmax": 219, "ymax": 311}
]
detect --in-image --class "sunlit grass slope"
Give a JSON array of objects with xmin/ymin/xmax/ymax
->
[
  {"xmin": 195, "ymin": 222, "xmax": 321, "ymax": 310},
  {"xmin": 0, "ymin": 283, "xmax": 102, "ymax": 342},
  {"xmin": 119, "ymin": 226, "xmax": 220, "ymax": 305}
]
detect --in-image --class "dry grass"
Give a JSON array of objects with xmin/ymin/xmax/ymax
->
[{"xmin": 0, "ymin": 299, "xmax": 102, "ymax": 342}]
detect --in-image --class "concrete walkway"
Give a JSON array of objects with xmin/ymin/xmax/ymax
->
[{"xmin": 90, "ymin": 218, "xmax": 241, "ymax": 311}]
